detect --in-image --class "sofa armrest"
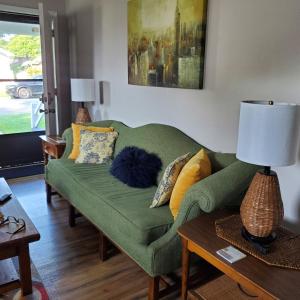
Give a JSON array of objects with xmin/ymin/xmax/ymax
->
[
  {"xmin": 156, "ymin": 160, "xmax": 259, "ymax": 239},
  {"xmin": 147, "ymin": 160, "xmax": 258, "ymax": 275},
  {"xmin": 175, "ymin": 160, "xmax": 259, "ymax": 225},
  {"xmin": 155, "ymin": 160, "xmax": 259, "ymax": 242},
  {"xmin": 61, "ymin": 127, "xmax": 73, "ymax": 158}
]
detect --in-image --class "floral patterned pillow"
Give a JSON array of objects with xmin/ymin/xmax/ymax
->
[
  {"xmin": 75, "ymin": 130, "xmax": 118, "ymax": 164},
  {"xmin": 150, "ymin": 153, "xmax": 192, "ymax": 208}
]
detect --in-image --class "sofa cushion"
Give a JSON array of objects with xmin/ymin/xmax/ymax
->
[{"xmin": 46, "ymin": 158, "xmax": 173, "ymax": 245}]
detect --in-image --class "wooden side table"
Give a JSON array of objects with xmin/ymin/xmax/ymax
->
[
  {"xmin": 39, "ymin": 135, "xmax": 66, "ymax": 165},
  {"xmin": 178, "ymin": 210, "xmax": 300, "ymax": 300},
  {"xmin": 39, "ymin": 135, "xmax": 66, "ymax": 203}
]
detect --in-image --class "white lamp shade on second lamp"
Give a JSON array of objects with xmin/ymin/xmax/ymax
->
[
  {"xmin": 237, "ymin": 101, "xmax": 298, "ymax": 167},
  {"xmin": 70, "ymin": 78, "xmax": 95, "ymax": 102}
]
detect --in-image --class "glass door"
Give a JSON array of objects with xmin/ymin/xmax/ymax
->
[
  {"xmin": 0, "ymin": 11, "xmax": 45, "ymax": 178},
  {"xmin": 38, "ymin": 2, "xmax": 72, "ymax": 136}
]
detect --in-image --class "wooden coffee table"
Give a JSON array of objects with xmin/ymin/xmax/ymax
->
[
  {"xmin": 0, "ymin": 178, "xmax": 40, "ymax": 296},
  {"xmin": 178, "ymin": 210, "xmax": 300, "ymax": 300}
]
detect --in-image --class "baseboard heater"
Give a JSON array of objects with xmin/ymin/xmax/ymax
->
[{"xmin": 0, "ymin": 162, "xmax": 44, "ymax": 179}]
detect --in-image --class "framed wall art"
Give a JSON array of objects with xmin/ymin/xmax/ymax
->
[{"xmin": 128, "ymin": 0, "xmax": 208, "ymax": 89}]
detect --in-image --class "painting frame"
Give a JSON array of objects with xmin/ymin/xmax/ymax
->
[{"xmin": 127, "ymin": 0, "xmax": 208, "ymax": 90}]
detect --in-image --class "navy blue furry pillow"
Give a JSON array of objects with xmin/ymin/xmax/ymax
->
[{"xmin": 110, "ymin": 146, "xmax": 162, "ymax": 188}]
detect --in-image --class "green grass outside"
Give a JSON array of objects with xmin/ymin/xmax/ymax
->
[
  {"xmin": 0, "ymin": 90, "xmax": 9, "ymax": 98},
  {"xmin": 0, "ymin": 113, "xmax": 45, "ymax": 134}
]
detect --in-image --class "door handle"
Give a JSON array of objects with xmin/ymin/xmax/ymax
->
[
  {"xmin": 40, "ymin": 93, "xmax": 54, "ymax": 104},
  {"xmin": 39, "ymin": 94, "xmax": 47, "ymax": 103},
  {"xmin": 39, "ymin": 108, "xmax": 55, "ymax": 114}
]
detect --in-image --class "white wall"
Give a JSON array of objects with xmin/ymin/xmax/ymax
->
[{"xmin": 66, "ymin": 0, "xmax": 300, "ymax": 230}]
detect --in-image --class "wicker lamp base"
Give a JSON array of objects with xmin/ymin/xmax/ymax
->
[{"xmin": 240, "ymin": 170, "xmax": 284, "ymax": 241}]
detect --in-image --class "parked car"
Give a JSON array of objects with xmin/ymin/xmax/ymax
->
[{"xmin": 5, "ymin": 75, "xmax": 43, "ymax": 99}]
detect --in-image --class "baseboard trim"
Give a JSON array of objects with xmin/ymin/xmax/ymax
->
[{"xmin": 0, "ymin": 163, "xmax": 44, "ymax": 180}]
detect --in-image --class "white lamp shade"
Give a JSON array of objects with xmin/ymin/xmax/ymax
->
[
  {"xmin": 70, "ymin": 78, "xmax": 95, "ymax": 102},
  {"xmin": 237, "ymin": 101, "xmax": 298, "ymax": 167}
]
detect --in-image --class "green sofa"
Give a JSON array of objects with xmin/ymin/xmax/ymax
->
[{"xmin": 45, "ymin": 120, "xmax": 258, "ymax": 299}]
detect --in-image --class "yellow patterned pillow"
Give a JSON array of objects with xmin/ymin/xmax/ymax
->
[
  {"xmin": 169, "ymin": 149, "xmax": 211, "ymax": 219},
  {"xmin": 150, "ymin": 153, "xmax": 192, "ymax": 208},
  {"xmin": 75, "ymin": 130, "xmax": 118, "ymax": 164},
  {"xmin": 68, "ymin": 123, "xmax": 114, "ymax": 160}
]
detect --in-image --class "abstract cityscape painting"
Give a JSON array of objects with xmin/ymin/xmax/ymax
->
[{"xmin": 128, "ymin": 0, "xmax": 208, "ymax": 89}]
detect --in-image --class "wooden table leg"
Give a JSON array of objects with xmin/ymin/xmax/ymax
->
[
  {"xmin": 18, "ymin": 243, "xmax": 32, "ymax": 296},
  {"xmin": 46, "ymin": 182, "xmax": 52, "ymax": 204},
  {"xmin": 43, "ymin": 147, "xmax": 51, "ymax": 204},
  {"xmin": 43, "ymin": 145, "xmax": 49, "ymax": 166},
  {"xmin": 99, "ymin": 231, "xmax": 108, "ymax": 261},
  {"xmin": 148, "ymin": 276, "xmax": 160, "ymax": 300},
  {"xmin": 69, "ymin": 204, "xmax": 76, "ymax": 227},
  {"xmin": 181, "ymin": 237, "xmax": 190, "ymax": 300}
]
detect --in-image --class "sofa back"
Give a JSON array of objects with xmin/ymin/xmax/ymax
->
[
  {"xmin": 62, "ymin": 120, "xmax": 237, "ymax": 181},
  {"xmin": 112, "ymin": 121, "xmax": 204, "ymax": 180}
]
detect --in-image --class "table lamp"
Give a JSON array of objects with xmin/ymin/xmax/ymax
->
[
  {"xmin": 236, "ymin": 100, "xmax": 298, "ymax": 253},
  {"xmin": 71, "ymin": 78, "xmax": 95, "ymax": 124}
]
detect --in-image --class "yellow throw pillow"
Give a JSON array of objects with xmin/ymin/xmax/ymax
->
[
  {"xmin": 68, "ymin": 123, "xmax": 114, "ymax": 159},
  {"xmin": 169, "ymin": 149, "xmax": 211, "ymax": 219}
]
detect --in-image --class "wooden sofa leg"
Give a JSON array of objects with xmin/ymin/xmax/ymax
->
[
  {"xmin": 148, "ymin": 276, "xmax": 160, "ymax": 300},
  {"xmin": 99, "ymin": 231, "xmax": 108, "ymax": 261},
  {"xmin": 69, "ymin": 204, "xmax": 76, "ymax": 227},
  {"xmin": 46, "ymin": 182, "xmax": 52, "ymax": 204}
]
